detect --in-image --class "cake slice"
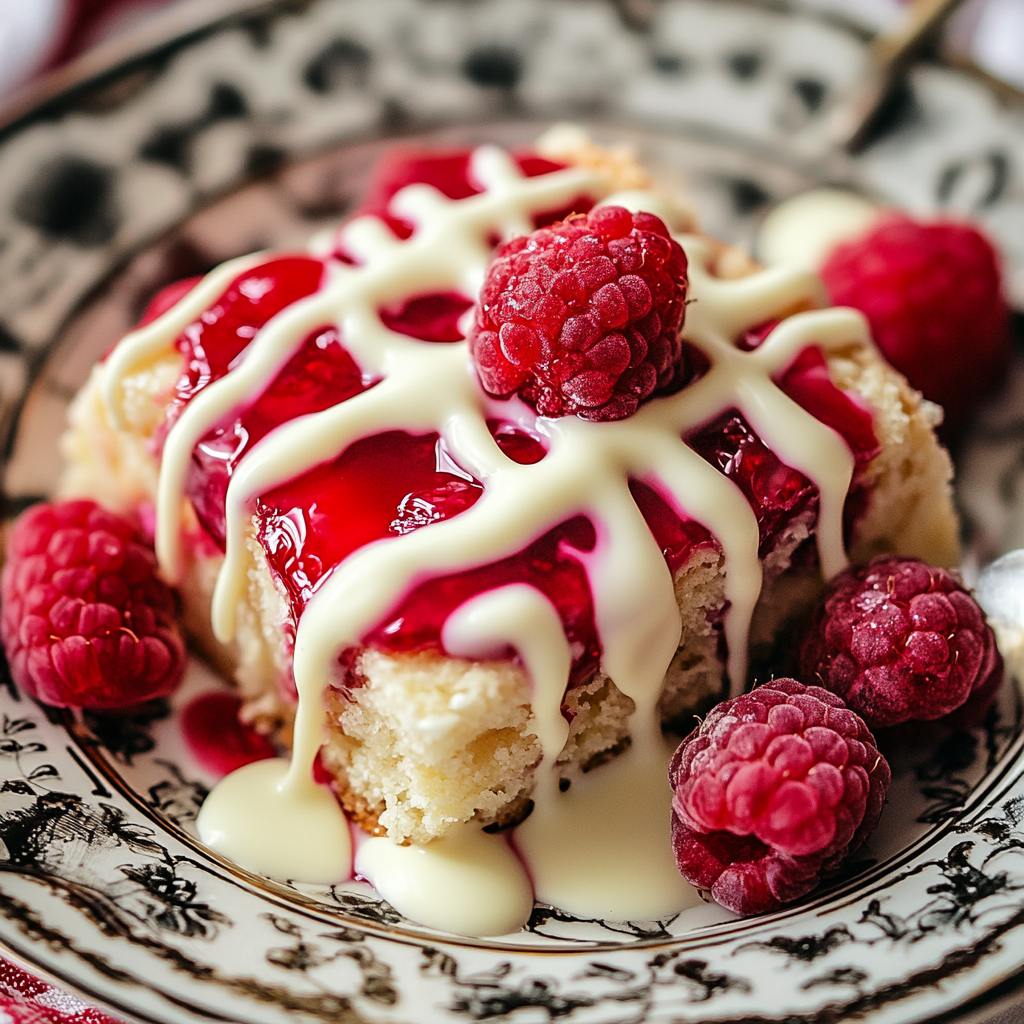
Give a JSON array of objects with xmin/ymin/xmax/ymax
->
[{"xmin": 60, "ymin": 130, "xmax": 959, "ymax": 846}]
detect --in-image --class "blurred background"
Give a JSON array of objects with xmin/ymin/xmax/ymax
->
[{"xmin": 1, "ymin": 0, "xmax": 1023, "ymax": 103}]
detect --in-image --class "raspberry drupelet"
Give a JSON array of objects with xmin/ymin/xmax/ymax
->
[
  {"xmin": 820, "ymin": 216, "xmax": 1010, "ymax": 434},
  {"xmin": 797, "ymin": 555, "xmax": 1003, "ymax": 731},
  {"xmin": 0, "ymin": 499, "xmax": 185, "ymax": 709},
  {"xmin": 669, "ymin": 678, "xmax": 890, "ymax": 916},
  {"xmin": 469, "ymin": 205, "xmax": 690, "ymax": 421}
]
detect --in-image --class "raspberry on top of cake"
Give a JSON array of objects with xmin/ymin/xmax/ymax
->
[{"xmin": 57, "ymin": 126, "xmax": 960, "ymax": 933}]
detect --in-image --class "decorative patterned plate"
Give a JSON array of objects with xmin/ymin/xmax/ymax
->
[{"xmin": 3, "ymin": 2, "xmax": 1024, "ymax": 1022}]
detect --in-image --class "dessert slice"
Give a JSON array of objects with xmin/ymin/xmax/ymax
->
[{"xmin": 60, "ymin": 130, "xmax": 959, "ymax": 850}]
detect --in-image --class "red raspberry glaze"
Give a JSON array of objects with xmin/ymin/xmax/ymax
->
[
  {"xmin": 177, "ymin": 274, "xmax": 475, "ymax": 546},
  {"xmin": 629, "ymin": 481, "xmax": 715, "ymax": 576},
  {"xmin": 163, "ymin": 153, "xmax": 882, "ymax": 706},
  {"xmin": 379, "ymin": 291, "xmax": 474, "ymax": 343},
  {"xmin": 258, "ymin": 458, "xmax": 721, "ymax": 696},
  {"xmin": 140, "ymin": 276, "xmax": 203, "ymax": 327},
  {"xmin": 171, "ymin": 257, "xmax": 326, "ymax": 408},
  {"xmin": 347, "ymin": 146, "xmax": 593, "ymax": 244},
  {"xmin": 487, "ymin": 420, "xmax": 547, "ymax": 466},
  {"xmin": 257, "ymin": 431, "xmax": 485, "ymax": 612},
  {"xmin": 670, "ymin": 678, "xmax": 890, "ymax": 915},
  {"xmin": 688, "ymin": 344, "xmax": 879, "ymax": 561},
  {"xmin": 777, "ymin": 347, "xmax": 879, "ymax": 466},
  {"xmin": 736, "ymin": 325, "xmax": 879, "ymax": 465},
  {"xmin": 252, "ymin": 431, "xmax": 717, "ymax": 694},
  {"xmin": 361, "ymin": 516, "xmax": 602, "ymax": 691},
  {"xmin": 689, "ymin": 410, "xmax": 818, "ymax": 560},
  {"xmin": 187, "ymin": 325, "xmax": 369, "ymax": 546},
  {"xmin": 181, "ymin": 691, "xmax": 277, "ymax": 778},
  {"xmin": 0, "ymin": 500, "xmax": 185, "ymax": 708}
]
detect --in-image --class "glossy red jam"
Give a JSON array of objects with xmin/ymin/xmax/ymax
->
[
  {"xmin": 176, "ymin": 276, "xmax": 483, "ymax": 545},
  {"xmin": 257, "ymin": 431, "xmax": 484, "ymax": 612},
  {"xmin": 187, "ymin": 325, "xmax": 370, "ymax": 546},
  {"xmin": 777, "ymin": 346, "xmax": 879, "ymax": 468},
  {"xmin": 172, "ymin": 256, "xmax": 326, "ymax": 407},
  {"xmin": 777, "ymin": 344, "xmax": 880, "ymax": 548},
  {"xmin": 346, "ymin": 146, "xmax": 595, "ymax": 245},
  {"xmin": 140, "ymin": 276, "xmax": 203, "ymax": 327},
  {"xmin": 687, "ymin": 343, "xmax": 879, "ymax": 561},
  {"xmin": 160, "ymin": 154, "xmax": 880, "ymax": 706},
  {"xmin": 488, "ymin": 420, "xmax": 547, "ymax": 465},
  {"xmin": 688, "ymin": 411, "xmax": 819, "ymax": 559},
  {"xmin": 181, "ymin": 691, "xmax": 276, "ymax": 778},
  {"xmin": 629, "ymin": 481, "xmax": 716, "ymax": 576},
  {"xmin": 361, "ymin": 516, "xmax": 601, "ymax": 692},
  {"xmin": 379, "ymin": 291, "xmax": 474, "ymax": 343},
  {"xmin": 738, "ymin": 322, "xmax": 879, "ymax": 469},
  {"xmin": 254, "ymin": 421, "xmax": 550, "ymax": 613},
  {"xmin": 258, "ymin": 425, "xmax": 715, "ymax": 694}
]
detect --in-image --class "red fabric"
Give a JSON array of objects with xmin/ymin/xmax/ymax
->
[
  {"xmin": 47, "ymin": 0, "xmax": 180, "ymax": 71},
  {"xmin": 0, "ymin": 956, "xmax": 125, "ymax": 1024}
]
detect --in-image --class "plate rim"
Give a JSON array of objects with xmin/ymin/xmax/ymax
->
[{"xmin": 3, "ymin": 2, "xmax": 1024, "ymax": 1021}]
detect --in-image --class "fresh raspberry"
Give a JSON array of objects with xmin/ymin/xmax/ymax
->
[
  {"xmin": 797, "ymin": 555, "xmax": 1003, "ymax": 731},
  {"xmin": 820, "ymin": 216, "xmax": 1010, "ymax": 432},
  {"xmin": 669, "ymin": 678, "xmax": 890, "ymax": 915},
  {"xmin": 1, "ymin": 500, "xmax": 185, "ymax": 709},
  {"xmin": 469, "ymin": 205, "xmax": 690, "ymax": 421}
]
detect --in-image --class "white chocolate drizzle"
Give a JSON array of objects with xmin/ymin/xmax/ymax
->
[
  {"xmin": 354, "ymin": 821, "xmax": 534, "ymax": 938},
  {"xmin": 757, "ymin": 188, "xmax": 880, "ymax": 271},
  {"xmin": 101, "ymin": 146, "xmax": 873, "ymax": 933},
  {"xmin": 355, "ymin": 585, "xmax": 567, "ymax": 936},
  {"xmin": 443, "ymin": 584, "xmax": 697, "ymax": 922},
  {"xmin": 194, "ymin": 757, "xmax": 351, "ymax": 883}
]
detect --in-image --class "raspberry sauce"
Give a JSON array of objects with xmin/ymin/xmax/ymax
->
[
  {"xmin": 181, "ymin": 691, "xmax": 277, "ymax": 778},
  {"xmin": 173, "ymin": 257, "xmax": 326, "ymax": 406},
  {"xmin": 175, "ymin": 271, "xmax": 477, "ymax": 545},
  {"xmin": 688, "ymin": 341, "xmax": 879, "ymax": 561},
  {"xmin": 361, "ymin": 516, "xmax": 602, "ymax": 693},
  {"xmin": 777, "ymin": 346, "xmax": 878, "ymax": 468},
  {"xmin": 187, "ymin": 325, "xmax": 369, "ymax": 546},
  {"xmin": 688, "ymin": 411, "xmax": 819, "ymax": 559},
  {"xmin": 165, "ymin": 161, "xmax": 877, "ymax": 705},
  {"xmin": 257, "ymin": 431, "xmax": 484, "ymax": 612},
  {"xmin": 379, "ymin": 291, "xmax": 474, "ymax": 343},
  {"xmin": 629, "ymin": 481, "xmax": 716, "ymax": 576},
  {"xmin": 347, "ymin": 147, "xmax": 595, "ymax": 244},
  {"xmin": 487, "ymin": 420, "xmax": 547, "ymax": 465},
  {"xmin": 140, "ymin": 276, "xmax": 204, "ymax": 327}
]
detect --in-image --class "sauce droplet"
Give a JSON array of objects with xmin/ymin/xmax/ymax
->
[
  {"xmin": 196, "ymin": 758, "xmax": 351, "ymax": 884},
  {"xmin": 356, "ymin": 824, "xmax": 534, "ymax": 937}
]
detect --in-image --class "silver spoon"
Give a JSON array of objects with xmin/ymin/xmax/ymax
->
[{"xmin": 837, "ymin": 0, "xmax": 974, "ymax": 151}]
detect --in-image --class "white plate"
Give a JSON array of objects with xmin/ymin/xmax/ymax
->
[{"xmin": 4, "ymin": 2, "xmax": 1024, "ymax": 1021}]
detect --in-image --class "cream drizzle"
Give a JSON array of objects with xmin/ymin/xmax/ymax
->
[
  {"xmin": 102, "ymin": 146, "xmax": 873, "ymax": 929},
  {"xmin": 194, "ymin": 757, "xmax": 351, "ymax": 883},
  {"xmin": 101, "ymin": 251, "xmax": 270, "ymax": 429},
  {"xmin": 757, "ymin": 188, "xmax": 880, "ymax": 271},
  {"xmin": 354, "ymin": 822, "xmax": 534, "ymax": 938},
  {"xmin": 442, "ymin": 585, "xmax": 573, "ymax": 760},
  {"xmin": 444, "ymin": 584, "xmax": 697, "ymax": 921},
  {"xmin": 356, "ymin": 585, "xmax": 568, "ymax": 937}
]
